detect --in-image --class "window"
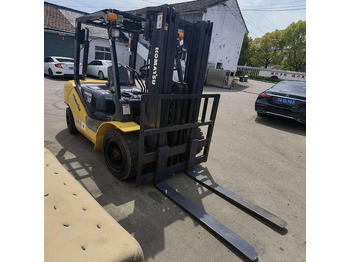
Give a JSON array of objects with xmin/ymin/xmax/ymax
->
[
  {"xmin": 56, "ymin": 58, "xmax": 74, "ymax": 63},
  {"xmin": 88, "ymin": 60, "xmax": 103, "ymax": 66},
  {"xmin": 44, "ymin": 57, "xmax": 54, "ymax": 62},
  {"xmin": 216, "ymin": 62, "xmax": 223, "ymax": 69},
  {"xmin": 95, "ymin": 46, "xmax": 111, "ymax": 60}
]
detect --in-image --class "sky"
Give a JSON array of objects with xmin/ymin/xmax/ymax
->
[{"xmin": 45, "ymin": 0, "xmax": 306, "ymax": 39}]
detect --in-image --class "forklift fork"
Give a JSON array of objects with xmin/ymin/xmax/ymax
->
[{"xmin": 136, "ymin": 94, "xmax": 287, "ymax": 261}]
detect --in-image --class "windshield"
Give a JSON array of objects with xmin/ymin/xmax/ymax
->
[
  {"xmin": 56, "ymin": 58, "xmax": 74, "ymax": 63},
  {"xmin": 270, "ymin": 81, "xmax": 306, "ymax": 96}
]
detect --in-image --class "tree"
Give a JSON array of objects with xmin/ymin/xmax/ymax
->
[
  {"xmin": 238, "ymin": 33, "xmax": 252, "ymax": 66},
  {"xmin": 281, "ymin": 20, "xmax": 306, "ymax": 72},
  {"xmin": 249, "ymin": 30, "xmax": 284, "ymax": 68}
]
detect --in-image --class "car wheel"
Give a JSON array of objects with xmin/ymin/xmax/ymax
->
[
  {"xmin": 98, "ymin": 71, "xmax": 105, "ymax": 80},
  {"xmin": 66, "ymin": 107, "xmax": 78, "ymax": 134},
  {"xmin": 48, "ymin": 68, "xmax": 54, "ymax": 78}
]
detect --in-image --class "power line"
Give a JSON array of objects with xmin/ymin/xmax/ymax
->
[
  {"xmin": 260, "ymin": 13, "xmax": 279, "ymax": 30},
  {"xmin": 242, "ymin": 7, "xmax": 306, "ymax": 12},
  {"xmin": 240, "ymin": 0, "xmax": 306, "ymax": 9},
  {"xmin": 242, "ymin": 4, "xmax": 306, "ymax": 10},
  {"xmin": 244, "ymin": 19, "xmax": 265, "ymax": 35},
  {"xmin": 245, "ymin": 12, "xmax": 275, "ymax": 32},
  {"xmin": 225, "ymin": 5, "xmax": 258, "ymax": 38}
]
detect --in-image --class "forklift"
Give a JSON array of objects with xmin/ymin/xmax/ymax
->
[{"xmin": 64, "ymin": 5, "xmax": 287, "ymax": 261}]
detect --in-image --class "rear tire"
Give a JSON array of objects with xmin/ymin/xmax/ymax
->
[
  {"xmin": 103, "ymin": 129, "xmax": 139, "ymax": 180},
  {"xmin": 98, "ymin": 71, "xmax": 105, "ymax": 80},
  {"xmin": 66, "ymin": 107, "xmax": 78, "ymax": 134},
  {"xmin": 48, "ymin": 68, "xmax": 54, "ymax": 78}
]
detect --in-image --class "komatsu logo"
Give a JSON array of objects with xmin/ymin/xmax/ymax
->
[
  {"xmin": 151, "ymin": 47, "xmax": 159, "ymax": 85},
  {"xmin": 73, "ymin": 93, "xmax": 81, "ymax": 111}
]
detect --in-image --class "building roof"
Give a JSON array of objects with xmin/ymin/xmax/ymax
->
[
  {"xmin": 171, "ymin": 0, "xmax": 227, "ymax": 13},
  {"xmin": 44, "ymin": 2, "xmax": 75, "ymax": 33},
  {"xmin": 44, "ymin": 2, "xmax": 110, "ymax": 40},
  {"xmin": 128, "ymin": 0, "xmax": 247, "ymax": 33}
]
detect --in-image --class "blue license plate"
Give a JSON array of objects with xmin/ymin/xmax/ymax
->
[
  {"xmin": 277, "ymin": 97, "xmax": 295, "ymax": 105},
  {"xmin": 69, "ymin": 67, "xmax": 74, "ymax": 70}
]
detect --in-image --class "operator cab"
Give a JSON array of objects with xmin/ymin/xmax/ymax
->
[
  {"xmin": 79, "ymin": 65, "xmax": 143, "ymax": 121},
  {"xmin": 73, "ymin": 10, "xmax": 147, "ymax": 124}
]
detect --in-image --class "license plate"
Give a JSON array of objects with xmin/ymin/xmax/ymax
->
[
  {"xmin": 277, "ymin": 97, "xmax": 295, "ymax": 105},
  {"xmin": 69, "ymin": 67, "xmax": 74, "ymax": 70}
]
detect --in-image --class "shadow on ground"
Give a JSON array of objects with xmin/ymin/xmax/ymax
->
[
  {"xmin": 255, "ymin": 115, "xmax": 306, "ymax": 136},
  {"xmin": 49, "ymin": 128, "xmax": 275, "ymax": 261},
  {"xmin": 44, "ymin": 75, "xmax": 75, "ymax": 81},
  {"xmin": 52, "ymin": 128, "xmax": 259, "ymax": 260},
  {"xmin": 205, "ymin": 82, "xmax": 250, "ymax": 93}
]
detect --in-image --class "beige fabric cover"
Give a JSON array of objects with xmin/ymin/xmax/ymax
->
[{"xmin": 44, "ymin": 148, "xmax": 144, "ymax": 262}]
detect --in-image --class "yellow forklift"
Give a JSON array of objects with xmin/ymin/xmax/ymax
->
[{"xmin": 64, "ymin": 5, "xmax": 287, "ymax": 261}]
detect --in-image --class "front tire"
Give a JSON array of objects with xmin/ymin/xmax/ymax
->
[
  {"xmin": 66, "ymin": 107, "xmax": 78, "ymax": 134},
  {"xmin": 98, "ymin": 71, "xmax": 105, "ymax": 80},
  {"xmin": 103, "ymin": 129, "xmax": 139, "ymax": 180}
]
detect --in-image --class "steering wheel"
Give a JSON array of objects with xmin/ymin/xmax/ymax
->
[{"xmin": 139, "ymin": 64, "xmax": 150, "ymax": 79}]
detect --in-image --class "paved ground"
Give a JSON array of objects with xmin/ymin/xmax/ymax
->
[{"xmin": 44, "ymin": 77, "xmax": 305, "ymax": 262}]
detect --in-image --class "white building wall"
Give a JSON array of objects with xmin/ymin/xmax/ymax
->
[
  {"xmin": 203, "ymin": 0, "xmax": 247, "ymax": 73},
  {"xmin": 78, "ymin": 38, "xmax": 130, "ymax": 65}
]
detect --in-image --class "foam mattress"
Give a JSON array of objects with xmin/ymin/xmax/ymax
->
[{"xmin": 44, "ymin": 148, "xmax": 144, "ymax": 262}]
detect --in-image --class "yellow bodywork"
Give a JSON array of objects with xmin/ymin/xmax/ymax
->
[{"xmin": 64, "ymin": 80, "xmax": 140, "ymax": 151}]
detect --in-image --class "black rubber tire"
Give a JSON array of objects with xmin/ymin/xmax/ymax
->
[
  {"xmin": 98, "ymin": 71, "xmax": 105, "ymax": 80},
  {"xmin": 257, "ymin": 112, "xmax": 267, "ymax": 117},
  {"xmin": 48, "ymin": 68, "xmax": 54, "ymax": 78},
  {"xmin": 66, "ymin": 107, "xmax": 78, "ymax": 134},
  {"xmin": 103, "ymin": 129, "xmax": 139, "ymax": 180}
]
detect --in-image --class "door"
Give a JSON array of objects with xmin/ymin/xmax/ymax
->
[
  {"xmin": 94, "ymin": 61, "xmax": 103, "ymax": 77},
  {"xmin": 87, "ymin": 60, "xmax": 97, "ymax": 76}
]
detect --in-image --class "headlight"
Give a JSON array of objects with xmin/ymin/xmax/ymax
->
[{"xmin": 111, "ymin": 29, "xmax": 120, "ymax": 38}]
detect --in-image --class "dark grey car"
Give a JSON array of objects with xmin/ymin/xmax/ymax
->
[{"xmin": 255, "ymin": 81, "xmax": 306, "ymax": 123}]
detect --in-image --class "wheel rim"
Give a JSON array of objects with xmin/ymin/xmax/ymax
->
[
  {"xmin": 106, "ymin": 141, "xmax": 125, "ymax": 173},
  {"xmin": 99, "ymin": 71, "xmax": 103, "ymax": 79}
]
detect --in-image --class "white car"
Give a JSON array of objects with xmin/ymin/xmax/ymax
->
[
  {"xmin": 87, "ymin": 60, "xmax": 112, "ymax": 79},
  {"xmin": 44, "ymin": 56, "xmax": 81, "ymax": 78}
]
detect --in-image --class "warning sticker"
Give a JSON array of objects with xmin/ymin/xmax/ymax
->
[
  {"xmin": 75, "ymin": 118, "xmax": 86, "ymax": 131},
  {"xmin": 122, "ymin": 104, "xmax": 131, "ymax": 115},
  {"xmin": 156, "ymin": 12, "xmax": 163, "ymax": 29}
]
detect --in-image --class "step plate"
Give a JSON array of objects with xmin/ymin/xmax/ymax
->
[
  {"xmin": 187, "ymin": 171, "xmax": 287, "ymax": 229},
  {"xmin": 156, "ymin": 181, "xmax": 258, "ymax": 261}
]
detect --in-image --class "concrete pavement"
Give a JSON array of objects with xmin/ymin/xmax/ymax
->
[{"xmin": 44, "ymin": 77, "xmax": 306, "ymax": 262}]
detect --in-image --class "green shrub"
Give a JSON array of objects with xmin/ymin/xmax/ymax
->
[{"xmin": 246, "ymin": 74, "xmax": 282, "ymax": 83}]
